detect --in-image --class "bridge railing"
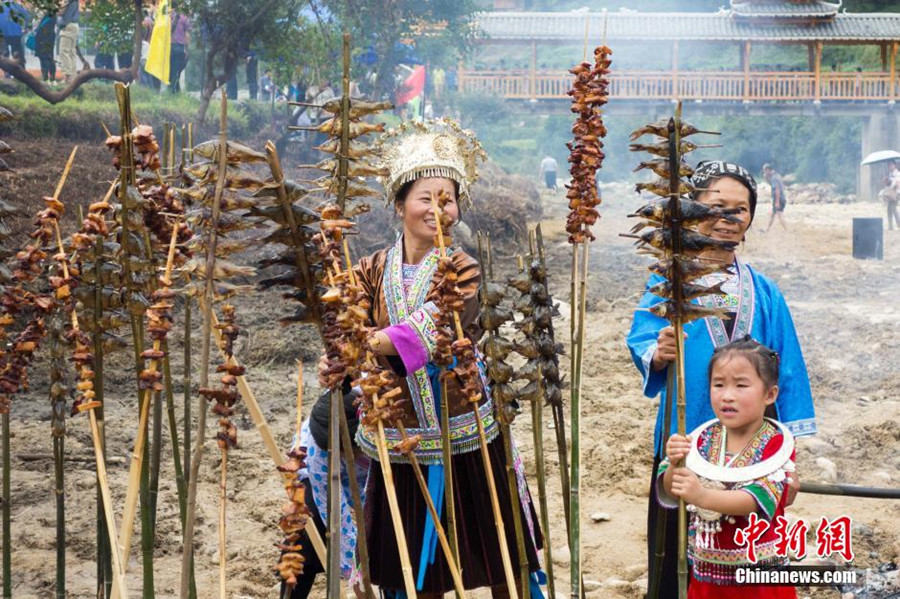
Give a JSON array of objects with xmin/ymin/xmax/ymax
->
[{"xmin": 458, "ymin": 69, "xmax": 897, "ymax": 102}]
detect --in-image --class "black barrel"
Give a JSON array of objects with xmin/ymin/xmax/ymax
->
[{"xmin": 852, "ymin": 217, "xmax": 883, "ymax": 260}]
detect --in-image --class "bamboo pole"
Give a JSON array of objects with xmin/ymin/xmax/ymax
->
[
  {"xmin": 800, "ymin": 482, "xmax": 900, "ymax": 499},
  {"xmin": 528, "ymin": 230, "xmax": 555, "ymax": 599},
  {"xmin": 180, "ymin": 89, "xmax": 230, "ymax": 599},
  {"xmin": 666, "ymin": 106, "xmax": 689, "ymax": 599},
  {"xmin": 432, "ymin": 194, "xmax": 518, "ymax": 598},
  {"xmin": 1, "ymin": 413, "xmax": 9, "ymax": 599},
  {"xmin": 115, "ymin": 223, "xmax": 182, "ymax": 592},
  {"xmin": 205, "ymin": 309, "xmax": 329, "ymax": 565},
  {"xmin": 92, "ymin": 221, "xmax": 112, "ymax": 599},
  {"xmin": 534, "ymin": 225, "xmax": 572, "ymax": 545},
  {"xmin": 183, "ymin": 120, "xmax": 194, "ymax": 493},
  {"xmin": 218, "ymin": 447, "xmax": 227, "ymax": 599},
  {"xmin": 440, "ymin": 378, "xmax": 460, "ymax": 574},
  {"xmin": 395, "ymin": 422, "xmax": 467, "ymax": 597},
  {"xmin": 570, "ymin": 241, "xmax": 589, "ymax": 599},
  {"xmin": 337, "ymin": 407, "xmax": 376, "ymax": 599},
  {"xmin": 51, "ymin": 161, "xmax": 131, "ymax": 599},
  {"xmin": 337, "ymin": 240, "xmax": 376, "ymax": 599},
  {"xmin": 648, "ymin": 369, "xmax": 676, "ymax": 599},
  {"xmin": 111, "ymin": 83, "xmax": 149, "ymax": 599},
  {"xmin": 54, "ymin": 434, "xmax": 65, "ymax": 599},
  {"xmin": 375, "ymin": 419, "xmax": 418, "ymax": 598},
  {"xmin": 481, "ymin": 234, "xmax": 529, "ymax": 599}
]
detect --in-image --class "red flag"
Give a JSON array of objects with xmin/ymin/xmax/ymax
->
[{"xmin": 396, "ymin": 65, "xmax": 426, "ymax": 106}]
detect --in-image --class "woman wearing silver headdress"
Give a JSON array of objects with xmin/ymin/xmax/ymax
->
[{"xmin": 350, "ymin": 119, "xmax": 542, "ymax": 598}]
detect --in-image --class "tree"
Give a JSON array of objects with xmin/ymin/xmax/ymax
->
[
  {"xmin": 181, "ymin": 0, "xmax": 304, "ymax": 122},
  {"xmin": 256, "ymin": 14, "xmax": 342, "ymax": 92},
  {"xmin": 314, "ymin": 0, "xmax": 481, "ymax": 100},
  {"xmin": 0, "ymin": 0, "xmax": 144, "ymax": 104}
]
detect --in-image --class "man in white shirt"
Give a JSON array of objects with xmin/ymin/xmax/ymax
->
[{"xmin": 540, "ymin": 154, "xmax": 558, "ymax": 191}]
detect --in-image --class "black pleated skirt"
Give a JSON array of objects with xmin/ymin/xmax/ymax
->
[{"xmin": 366, "ymin": 435, "xmax": 543, "ymax": 593}]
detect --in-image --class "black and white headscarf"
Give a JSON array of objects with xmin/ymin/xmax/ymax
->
[{"xmin": 690, "ymin": 160, "xmax": 759, "ymax": 223}]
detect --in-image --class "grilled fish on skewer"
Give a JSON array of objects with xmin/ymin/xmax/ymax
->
[
  {"xmin": 193, "ymin": 140, "xmax": 268, "ymax": 163},
  {"xmin": 293, "ymin": 118, "xmax": 385, "ymax": 139},
  {"xmin": 299, "ymin": 159, "xmax": 389, "ymax": 178},
  {"xmin": 480, "ymin": 305, "xmax": 514, "ymax": 331},
  {"xmin": 482, "ymin": 282, "xmax": 507, "ymax": 307},
  {"xmin": 635, "ymin": 178, "xmax": 696, "ymax": 198},
  {"xmin": 628, "ymin": 199, "xmax": 741, "ymax": 228},
  {"xmin": 513, "ymin": 293, "xmax": 534, "ymax": 317},
  {"xmin": 248, "ymin": 204, "xmax": 321, "ymax": 226},
  {"xmin": 628, "ymin": 140, "xmax": 721, "ymax": 158},
  {"xmin": 314, "ymin": 138, "xmax": 379, "ymax": 159},
  {"xmin": 649, "ymin": 279, "xmax": 727, "ymax": 301},
  {"xmin": 633, "ymin": 159, "xmax": 695, "ymax": 179},
  {"xmin": 507, "ymin": 271, "xmax": 531, "ymax": 293},
  {"xmin": 629, "ymin": 119, "xmax": 720, "ymax": 141},
  {"xmin": 648, "ymin": 258, "xmax": 731, "ymax": 282},
  {"xmin": 481, "ymin": 336, "xmax": 514, "ymax": 362},
  {"xmin": 487, "ymin": 360, "xmax": 515, "ymax": 384},
  {"xmin": 304, "ymin": 98, "xmax": 393, "ymax": 118},
  {"xmin": 647, "ymin": 302, "xmax": 732, "ymax": 323},
  {"xmin": 621, "ymin": 228, "xmax": 738, "ymax": 254}
]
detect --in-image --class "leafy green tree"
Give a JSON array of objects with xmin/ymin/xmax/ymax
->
[
  {"xmin": 314, "ymin": 0, "xmax": 481, "ymax": 99},
  {"xmin": 180, "ymin": 0, "xmax": 304, "ymax": 121},
  {"xmin": 256, "ymin": 14, "xmax": 342, "ymax": 91},
  {"xmin": 85, "ymin": 0, "xmax": 135, "ymax": 57}
]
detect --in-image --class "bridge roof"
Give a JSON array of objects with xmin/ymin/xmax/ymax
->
[
  {"xmin": 730, "ymin": 1, "xmax": 842, "ymax": 19},
  {"xmin": 475, "ymin": 11, "xmax": 900, "ymax": 44}
]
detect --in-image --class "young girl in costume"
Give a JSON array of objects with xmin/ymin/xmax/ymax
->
[{"xmin": 660, "ymin": 336, "xmax": 797, "ymax": 599}]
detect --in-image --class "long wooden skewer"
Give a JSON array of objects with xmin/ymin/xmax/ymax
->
[
  {"xmin": 206, "ymin": 309, "xmax": 328, "ymax": 564},
  {"xmin": 337, "ymin": 241, "xmax": 377, "ymax": 599},
  {"xmin": 116, "ymin": 220, "xmax": 182, "ymax": 582},
  {"xmin": 51, "ymin": 148, "xmax": 130, "ymax": 599},
  {"xmin": 374, "ymin": 417, "xmax": 418, "ymax": 598},
  {"xmin": 528, "ymin": 228, "xmax": 556, "ymax": 599},
  {"xmin": 180, "ymin": 90, "xmax": 229, "ymax": 599},
  {"xmin": 394, "ymin": 422, "xmax": 467, "ymax": 597},
  {"xmin": 668, "ymin": 105, "xmax": 690, "ymax": 599},
  {"xmin": 432, "ymin": 193, "xmax": 519, "ymax": 599},
  {"xmin": 482, "ymin": 235, "xmax": 530, "ymax": 599}
]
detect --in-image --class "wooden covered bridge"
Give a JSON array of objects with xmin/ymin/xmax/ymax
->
[{"xmin": 464, "ymin": 1, "xmax": 900, "ymax": 108}]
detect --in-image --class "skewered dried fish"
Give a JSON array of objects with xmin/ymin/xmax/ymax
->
[
  {"xmin": 648, "ymin": 279, "xmax": 727, "ymax": 301},
  {"xmin": 647, "ymin": 258, "xmax": 730, "ymax": 283},
  {"xmin": 193, "ymin": 140, "xmax": 268, "ymax": 164},
  {"xmin": 648, "ymin": 302, "xmax": 732, "ymax": 323},
  {"xmin": 629, "ymin": 119, "xmax": 719, "ymax": 141},
  {"xmin": 622, "ymin": 228, "xmax": 738, "ymax": 255},
  {"xmin": 628, "ymin": 140, "xmax": 719, "ymax": 158},
  {"xmin": 633, "ymin": 159, "xmax": 694, "ymax": 179},
  {"xmin": 314, "ymin": 138, "xmax": 379, "ymax": 159},
  {"xmin": 316, "ymin": 98, "xmax": 393, "ymax": 117},
  {"xmin": 301, "ymin": 159, "xmax": 389, "ymax": 178},
  {"xmin": 628, "ymin": 199, "xmax": 741, "ymax": 229},
  {"xmin": 635, "ymin": 178, "xmax": 695, "ymax": 198}
]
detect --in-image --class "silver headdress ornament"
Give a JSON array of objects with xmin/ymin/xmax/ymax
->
[{"xmin": 377, "ymin": 118, "xmax": 487, "ymax": 211}]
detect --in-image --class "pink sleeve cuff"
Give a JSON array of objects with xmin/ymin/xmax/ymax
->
[{"xmin": 383, "ymin": 322, "xmax": 429, "ymax": 373}]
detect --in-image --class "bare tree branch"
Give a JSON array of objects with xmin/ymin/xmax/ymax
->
[
  {"xmin": 0, "ymin": 0, "xmax": 144, "ymax": 104},
  {"xmin": 0, "ymin": 58, "xmax": 135, "ymax": 104}
]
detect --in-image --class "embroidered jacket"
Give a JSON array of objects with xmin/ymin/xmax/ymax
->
[
  {"xmin": 657, "ymin": 420, "xmax": 795, "ymax": 585},
  {"xmin": 353, "ymin": 239, "xmax": 498, "ymax": 464}
]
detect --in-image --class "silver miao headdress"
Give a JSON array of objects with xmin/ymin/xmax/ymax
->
[{"xmin": 377, "ymin": 118, "xmax": 487, "ymax": 211}]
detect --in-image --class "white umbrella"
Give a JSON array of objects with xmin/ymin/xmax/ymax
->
[{"xmin": 860, "ymin": 150, "xmax": 900, "ymax": 166}]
